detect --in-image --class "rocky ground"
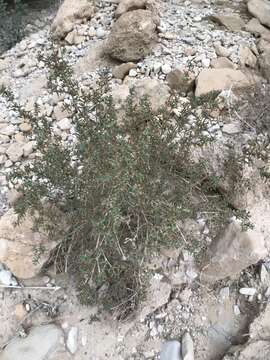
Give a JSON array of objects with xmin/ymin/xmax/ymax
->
[{"xmin": 0, "ymin": 0, "xmax": 270, "ymax": 359}]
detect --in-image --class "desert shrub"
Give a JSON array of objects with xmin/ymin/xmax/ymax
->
[
  {"xmin": 0, "ymin": 0, "xmax": 28, "ymax": 53},
  {"xmin": 0, "ymin": 47, "xmax": 260, "ymax": 318}
]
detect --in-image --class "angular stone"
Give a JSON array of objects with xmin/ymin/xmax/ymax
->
[
  {"xmin": 201, "ymin": 221, "xmax": 267, "ymax": 283},
  {"xmin": 195, "ymin": 69, "xmax": 251, "ymax": 97},
  {"xmin": 111, "ymin": 78, "xmax": 170, "ymax": 112},
  {"xmin": 239, "ymin": 45, "xmax": 257, "ymax": 68},
  {"xmin": 140, "ymin": 276, "xmax": 171, "ymax": 319},
  {"xmin": 0, "ymin": 209, "xmax": 57, "ymax": 278},
  {"xmin": 65, "ymin": 30, "xmax": 85, "ymax": 45},
  {"xmin": 104, "ymin": 10, "xmax": 158, "ymax": 62}
]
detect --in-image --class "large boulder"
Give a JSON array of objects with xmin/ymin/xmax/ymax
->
[
  {"xmin": 0, "ymin": 209, "xmax": 57, "ymax": 279},
  {"xmin": 247, "ymin": 0, "xmax": 270, "ymax": 28},
  {"xmin": 195, "ymin": 69, "xmax": 251, "ymax": 96},
  {"xmin": 0, "ymin": 325, "xmax": 63, "ymax": 360},
  {"xmin": 51, "ymin": 0, "xmax": 95, "ymax": 39},
  {"xmin": 104, "ymin": 10, "xmax": 159, "ymax": 62},
  {"xmin": 200, "ymin": 220, "xmax": 267, "ymax": 283}
]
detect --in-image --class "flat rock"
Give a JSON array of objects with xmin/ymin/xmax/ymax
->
[
  {"xmin": 195, "ymin": 69, "xmax": 251, "ymax": 97},
  {"xmin": 210, "ymin": 15, "xmax": 245, "ymax": 31},
  {"xmin": 0, "ymin": 324, "xmax": 63, "ymax": 360}
]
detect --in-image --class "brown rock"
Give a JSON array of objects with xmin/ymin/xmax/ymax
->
[
  {"xmin": 51, "ymin": 0, "xmax": 95, "ymax": 39},
  {"xmin": 201, "ymin": 221, "xmax": 267, "ymax": 283},
  {"xmin": 104, "ymin": 10, "xmax": 159, "ymax": 62},
  {"xmin": 166, "ymin": 69, "xmax": 195, "ymax": 93},
  {"xmin": 0, "ymin": 209, "xmax": 57, "ymax": 279},
  {"xmin": 195, "ymin": 68, "xmax": 251, "ymax": 97},
  {"xmin": 112, "ymin": 62, "xmax": 136, "ymax": 80}
]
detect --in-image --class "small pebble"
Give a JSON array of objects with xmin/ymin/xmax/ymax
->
[{"xmin": 239, "ymin": 288, "xmax": 257, "ymax": 296}]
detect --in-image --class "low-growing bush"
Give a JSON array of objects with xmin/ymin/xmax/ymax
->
[
  {"xmin": 1, "ymin": 47, "xmax": 266, "ymax": 318},
  {"xmin": 0, "ymin": 0, "xmax": 28, "ymax": 53}
]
